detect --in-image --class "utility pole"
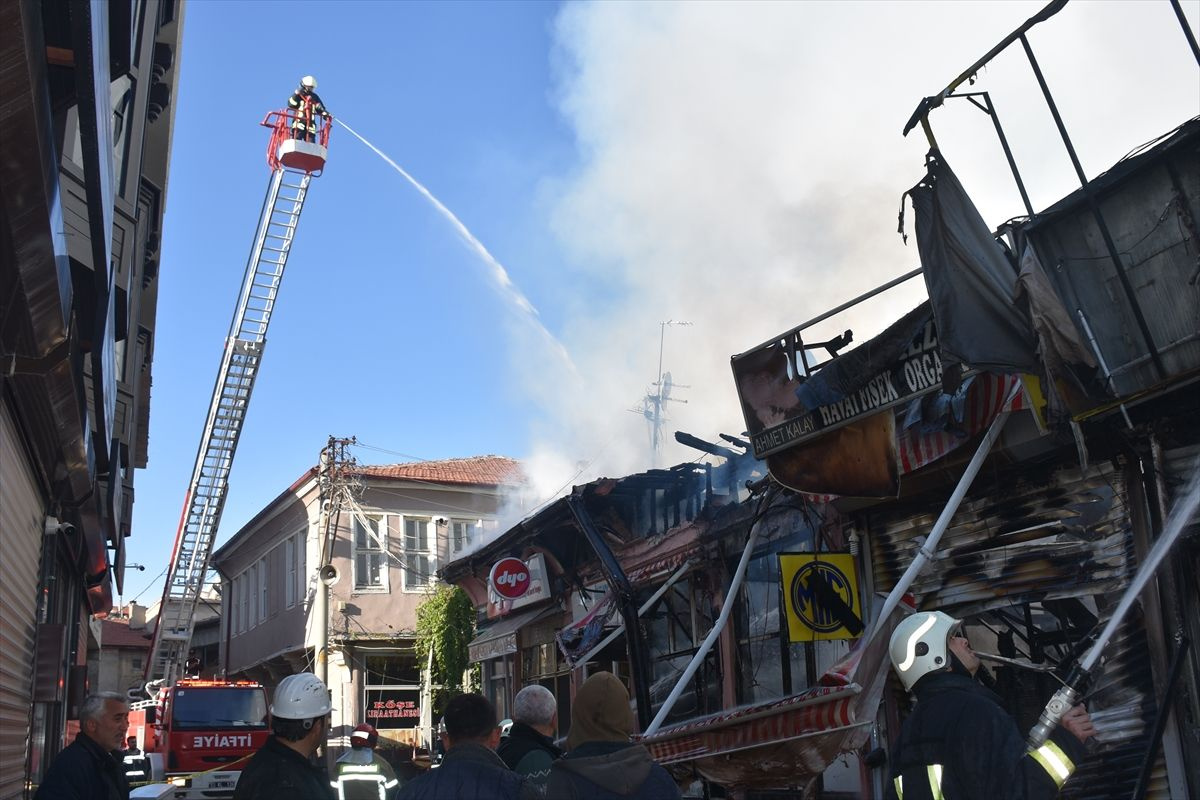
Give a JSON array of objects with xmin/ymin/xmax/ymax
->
[
  {"xmin": 314, "ymin": 436, "xmax": 357, "ymax": 686},
  {"xmin": 634, "ymin": 321, "xmax": 691, "ymax": 467}
]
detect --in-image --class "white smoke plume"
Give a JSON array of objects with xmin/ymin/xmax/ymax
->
[{"xmin": 502, "ymin": 1, "xmax": 1199, "ymax": 517}]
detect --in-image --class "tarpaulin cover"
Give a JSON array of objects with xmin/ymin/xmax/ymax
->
[{"xmin": 906, "ymin": 151, "xmax": 1037, "ymax": 375}]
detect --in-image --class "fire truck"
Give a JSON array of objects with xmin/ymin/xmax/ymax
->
[
  {"xmin": 131, "ymin": 90, "xmax": 332, "ymax": 797},
  {"xmin": 129, "ymin": 679, "xmax": 269, "ymax": 794}
]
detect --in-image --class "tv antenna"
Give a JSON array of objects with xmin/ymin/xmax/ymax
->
[{"xmin": 630, "ymin": 321, "xmax": 691, "ymax": 466}]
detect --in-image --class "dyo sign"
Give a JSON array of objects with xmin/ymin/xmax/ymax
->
[{"xmin": 489, "ymin": 557, "xmax": 531, "ymax": 600}]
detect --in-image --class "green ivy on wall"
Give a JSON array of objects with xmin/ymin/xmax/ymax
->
[{"xmin": 415, "ymin": 585, "xmax": 477, "ymax": 718}]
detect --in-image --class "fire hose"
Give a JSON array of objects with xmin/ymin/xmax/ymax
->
[{"xmin": 1026, "ymin": 462, "xmax": 1200, "ymax": 749}]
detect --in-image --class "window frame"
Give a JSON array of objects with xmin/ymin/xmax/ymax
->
[
  {"xmin": 450, "ymin": 518, "xmax": 481, "ymax": 557},
  {"xmin": 401, "ymin": 515, "xmax": 434, "ymax": 593},
  {"xmin": 285, "ymin": 536, "xmax": 296, "ymax": 609},
  {"xmin": 230, "ymin": 575, "xmax": 242, "ymax": 637},
  {"xmin": 258, "ymin": 556, "xmax": 269, "ymax": 623},
  {"xmin": 353, "ymin": 513, "xmax": 391, "ymax": 594}
]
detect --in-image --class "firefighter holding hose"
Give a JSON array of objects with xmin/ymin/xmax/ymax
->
[
  {"xmin": 288, "ymin": 76, "xmax": 330, "ymax": 143},
  {"xmin": 885, "ymin": 611, "xmax": 1095, "ymax": 799}
]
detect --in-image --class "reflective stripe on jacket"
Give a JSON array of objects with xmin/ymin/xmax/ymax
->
[{"xmin": 332, "ymin": 750, "xmax": 399, "ymax": 800}]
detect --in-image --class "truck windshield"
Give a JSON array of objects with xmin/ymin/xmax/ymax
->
[{"xmin": 172, "ymin": 688, "xmax": 268, "ymax": 730}]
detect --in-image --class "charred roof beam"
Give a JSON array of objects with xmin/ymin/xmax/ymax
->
[{"xmin": 566, "ymin": 492, "xmax": 654, "ymax": 730}]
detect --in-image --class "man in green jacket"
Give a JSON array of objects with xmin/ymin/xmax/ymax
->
[{"xmin": 498, "ymin": 685, "xmax": 562, "ymax": 784}]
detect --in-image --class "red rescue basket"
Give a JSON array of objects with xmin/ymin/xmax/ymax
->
[{"xmin": 261, "ymin": 108, "xmax": 332, "ymax": 175}]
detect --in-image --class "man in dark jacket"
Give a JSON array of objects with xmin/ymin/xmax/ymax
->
[
  {"xmin": 498, "ymin": 685, "xmax": 562, "ymax": 783},
  {"xmin": 36, "ymin": 692, "xmax": 131, "ymax": 800},
  {"xmin": 885, "ymin": 611, "xmax": 1096, "ymax": 799},
  {"xmin": 234, "ymin": 673, "xmax": 334, "ymax": 800},
  {"xmin": 545, "ymin": 672, "xmax": 680, "ymax": 800},
  {"xmin": 397, "ymin": 694, "xmax": 523, "ymax": 800}
]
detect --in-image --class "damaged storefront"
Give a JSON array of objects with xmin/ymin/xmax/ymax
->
[{"xmin": 718, "ymin": 72, "xmax": 1199, "ymax": 800}]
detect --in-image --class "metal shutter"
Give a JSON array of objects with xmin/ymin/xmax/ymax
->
[
  {"xmin": 869, "ymin": 459, "xmax": 1171, "ymax": 799},
  {"xmin": 0, "ymin": 405, "xmax": 44, "ymax": 798}
]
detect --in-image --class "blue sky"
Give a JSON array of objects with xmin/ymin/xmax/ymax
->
[{"xmin": 123, "ymin": 1, "xmax": 1199, "ymax": 606}]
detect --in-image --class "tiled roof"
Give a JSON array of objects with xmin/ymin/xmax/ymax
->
[
  {"xmin": 101, "ymin": 619, "xmax": 152, "ymax": 649},
  {"xmin": 353, "ymin": 455, "xmax": 523, "ymax": 487}
]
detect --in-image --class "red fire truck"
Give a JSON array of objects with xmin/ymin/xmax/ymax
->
[{"xmin": 130, "ymin": 679, "xmax": 269, "ymax": 795}]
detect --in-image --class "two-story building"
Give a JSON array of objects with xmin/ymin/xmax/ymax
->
[{"xmin": 210, "ymin": 454, "xmax": 522, "ymax": 754}]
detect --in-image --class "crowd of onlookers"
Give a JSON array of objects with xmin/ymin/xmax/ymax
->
[
  {"xmin": 398, "ymin": 672, "xmax": 680, "ymax": 800},
  {"xmin": 34, "ymin": 671, "xmax": 681, "ymax": 800}
]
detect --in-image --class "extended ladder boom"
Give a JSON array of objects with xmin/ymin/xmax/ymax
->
[{"xmin": 147, "ymin": 114, "xmax": 327, "ymax": 685}]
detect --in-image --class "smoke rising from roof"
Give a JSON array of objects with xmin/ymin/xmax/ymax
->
[{"xmin": 503, "ymin": 1, "xmax": 1199, "ymax": 515}]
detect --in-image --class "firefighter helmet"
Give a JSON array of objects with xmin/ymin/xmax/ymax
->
[
  {"xmin": 270, "ymin": 673, "xmax": 332, "ymax": 721},
  {"xmin": 888, "ymin": 610, "xmax": 960, "ymax": 692},
  {"xmin": 351, "ymin": 723, "xmax": 378, "ymax": 748},
  {"xmin": 300, "ymin": 75, "xmax": 317, "ymax": 90}
]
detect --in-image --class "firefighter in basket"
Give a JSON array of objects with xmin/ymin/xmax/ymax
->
[{"xmin": 288, "ymin": 76, "xmax": 330, "ymax": 143}]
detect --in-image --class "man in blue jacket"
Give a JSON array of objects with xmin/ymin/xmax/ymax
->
[
  {"xmin": 396, "ymin": 694, "xmax": 523, "ymax": 800},
  {"xmin": 36, "ymin": 692, "xmax": 131, "ymax": 800}
]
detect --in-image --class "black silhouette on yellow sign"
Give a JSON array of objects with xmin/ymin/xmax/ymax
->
[{"xmin": 779, "ymin": 553, "xmax": 863, "ymax": 642}]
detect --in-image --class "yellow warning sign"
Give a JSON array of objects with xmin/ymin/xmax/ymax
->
[{"xmin": 779, "ymin": 553, "xmax": 863, "ymax": 642}]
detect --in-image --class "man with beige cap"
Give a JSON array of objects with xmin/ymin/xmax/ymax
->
[{"xmin": 544, "ymin": 672, "xmax": 679, "ymax": 800}]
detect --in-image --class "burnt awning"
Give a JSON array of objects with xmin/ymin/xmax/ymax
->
[{"xmin": 467, "ymin": 604, "xmax": 558, "ymax": 663}]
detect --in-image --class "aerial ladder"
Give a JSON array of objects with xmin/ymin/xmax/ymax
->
[{"xmin": 145, "ymin": 104, "xmax": 332, "ymax": 691}]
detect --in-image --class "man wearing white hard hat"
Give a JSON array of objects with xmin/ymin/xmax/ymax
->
[
  {"xmin": 885, "ymin": 610, "xmax": 1095, "ymax": 800},
  {"xmin": 287, "ymin": 75, "xmax": 330, "ymax": 143},
  {"xmin": 233, "ymin": 672, "xmax": 334, "ymax": 799}
]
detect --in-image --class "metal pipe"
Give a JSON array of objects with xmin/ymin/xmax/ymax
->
[
  {"xmin": 975, "ymin": 651, "xmax": 1057, "ymax": 673},
  {"xmin": 1132, "ymin": 637, "xmax": 1190, "ymax": 800},
  {"xmin": 1075, "ymin": 308, "xmax": 1133, "ymax": 428},
  {"xmin": 573, "ymin": 560, "xmax": 695, "ymax": 668},
  {"xmin": 643, "ymin": 514, "xmax": 765, "ymax": 737},
  {"xmin": 1019, "ymin": 33, "xmax": 1166, "ymax": 379},
  {"xmin": 567, "ymin": 494, "xmax": 654, "ymax": 730},
  {"xmin": 1029, "ymin": 462, "xmax": 1200, "ymax": 748},
  {"xmin": 981, "ymin": 93, "xmax": 1035, "ymax": 217},
  {"xmin": 864, "ymin": 382, "xmax": 1021, "ymax": 645},
  {"xmin": 901, "ymin": 0, "xmax": 1068, "ymax": 137},
  {"xmin": 733, "ymin": 268, "xmax": 923, "ymax": 360},
  {"xmin": 1169, "ymin": 0, "xmax": 1200, "ymax": 67}
]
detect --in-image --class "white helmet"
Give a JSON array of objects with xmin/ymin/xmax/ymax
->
[
  {"xmin": 270, "ymin": 673, "xmax": 332, "ymax": 720},
  {"xmin": 300, "ymin": 75, "xmax": 317, "ymax": 90},
  {"xmin": 888, "ymin": 610, "xmax": 960, "ymax": 692}
]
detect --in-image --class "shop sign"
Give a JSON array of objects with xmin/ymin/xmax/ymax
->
[
  {"xmin": 490, "ymin": 557, "xmax": 532, "ymax": 599},
  {"xmin": 364, "ymin": 687, "xmax": 420, "ymax": 729},
  {"xmin": 779, "ymin": 553, "xmax": 863, "ymax": 642},
  {"xmin": 734, "ymin": 317, "xmax": 957, "ymax": 458},
  {"xmin": 488, "ymin": 553, "xmax": 548, "ymax": 614}
]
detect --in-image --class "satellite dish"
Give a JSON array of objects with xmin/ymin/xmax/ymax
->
[{"xmin": 662, "ymin": 372, "xmax": 673, "ymax": 401}]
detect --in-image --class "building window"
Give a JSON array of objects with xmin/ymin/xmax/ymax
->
[
  {"xmin": 354, "ymin": 514, "xmax": 389, "ymax": 592},
  {"xmin": 247, "ymin": 564, "xmax": 257, "ymax": 629},
  {"xmin": 642, "ymin": 576, "xmax": 719, "ymax": 724},
  {"xmin": 403, "ymin": 517, "xmax": 433, "ymax": 591},
  {"xmin": 450, "ymin": 519, "xmax": 480, "ymax": 556},
  {"xmin": 132, "ymin": 657, "xmax": 142, "ymax": 670},
  {"xmin": 258, "ymin": 557, "xmax": 268, "ymax": 622},
  {"xmin": 230, "ymin": 577, "xmax": 241, "ymax": 636},
  {"xmin": 482, "ymin": 656, "xmax": 513, "ymax": 721},
  {"xmin": 297, "ymin": 531, "xmax": 307, "ymax": 606},
  {"xmin": 285, "ymin": 537, "xmax": 296, "ymax": 609}
]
